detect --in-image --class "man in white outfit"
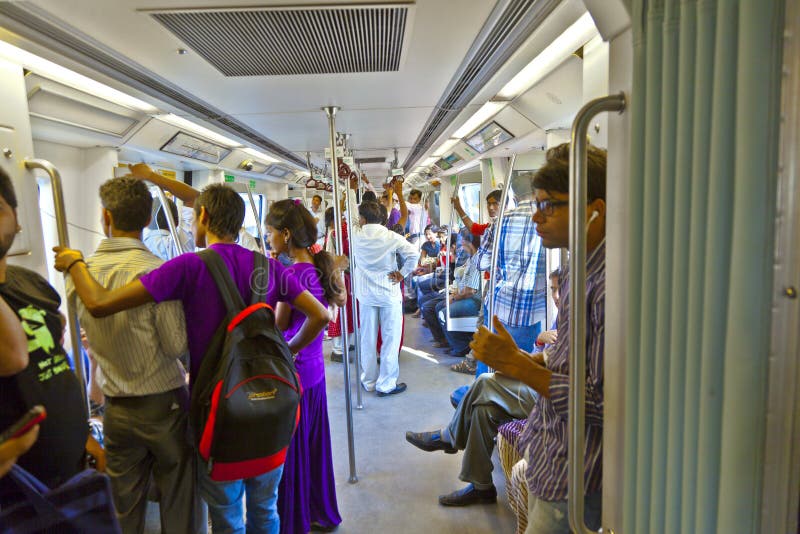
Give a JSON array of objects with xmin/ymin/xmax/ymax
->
[{"xmin": 347, "ymin": 186, "xmax": 419, "ymax": 396}]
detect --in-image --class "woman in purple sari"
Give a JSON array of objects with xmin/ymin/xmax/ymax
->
[{"xmin": 266, "ymin": 199, "xmax": 345, "ymax": 533}]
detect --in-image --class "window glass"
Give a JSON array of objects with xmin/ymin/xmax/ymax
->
[
  {"xmin": 240, "ymin": 193, "xmax": 263, "ymax": 237},
  {"xmin": 459, "ymin": 183, "xmax": 481, "ymax": 224}
]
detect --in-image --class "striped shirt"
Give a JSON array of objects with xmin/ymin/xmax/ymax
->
[
  {"xmin": 519, "ymin": 240, "xmax": 605, "ymax": 501},
  {"xmin": 143, "ymin": 228, "xmax": 194, "ymax": 261},
  {"xmin": 66, "ymin": 238, "xmax": 188, "ymax": 397},
  {"xmin": 458, "ymin": 254, "xmax": 482, "ymax": 292},
  {"xmin": 490, "ymin": 201, "xmax": 547, "ymax": 327}
]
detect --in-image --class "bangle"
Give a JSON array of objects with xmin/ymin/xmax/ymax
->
[{"xmin": 66, "ymin": 258, "xmax": 86, "ymax": 273}]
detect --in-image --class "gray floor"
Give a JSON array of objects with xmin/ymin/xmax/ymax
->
[
  {"xmin": 324, "ymin": 315, "xmax": 516, "ymax": 534},
  {"xmin": 146, "ymin": 313, "xmax": 517, "ymax": 533}
]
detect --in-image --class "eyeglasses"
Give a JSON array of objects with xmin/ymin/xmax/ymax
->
[{"xmin": 534, "ymin": 199, "xmax": 569, "ymax": 216}]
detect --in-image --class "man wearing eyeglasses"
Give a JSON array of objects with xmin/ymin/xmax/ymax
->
[{"xmin": 471, "ymin": 143, "xmax": 607, "ymax": 534}]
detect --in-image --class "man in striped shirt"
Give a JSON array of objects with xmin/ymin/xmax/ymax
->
[
  {"xmin": 67, "ymin": 177, "xmax": 199, "ymax": 533},
  {"xmin": 471, "ymin": 144, "xmax": 607, "ymax": 533}
]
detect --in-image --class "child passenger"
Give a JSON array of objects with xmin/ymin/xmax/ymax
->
[
  {"xmin": 55, "ymin": 164, "xmax": 330, "ymax": 534},
  {"xmin": 266, "ymin": 199, "xmax": 344, "ymax": 534}
]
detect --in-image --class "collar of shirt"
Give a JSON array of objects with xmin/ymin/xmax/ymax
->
[{"xmin": 95, "ymin": 237, "xmax": 152, "ymax": 255}]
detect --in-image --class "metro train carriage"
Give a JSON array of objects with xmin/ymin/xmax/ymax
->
[{"xmin": 0, "ymin": 0, "xmax": 797, "ymax": 533}]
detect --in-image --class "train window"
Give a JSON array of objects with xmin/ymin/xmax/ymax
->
[
  {"xmin": 240, "ymin": 193, "xmax": 263, "ymax": 237},
  {"xmin": 458, "ymin": 183, "xmax": 481, "ymax": 223}
]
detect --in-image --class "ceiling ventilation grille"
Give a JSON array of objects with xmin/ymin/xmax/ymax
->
[
  {"xmin": 149, "ymin": 6, "xmax": 409, "ymax": 76},
  {"xmin": 402, "ymin": 0, "xmax": 560, "ymax": 169},
  {"xmin": 0, "ymin": 1, "xmax": 306, "ymax": 168}
]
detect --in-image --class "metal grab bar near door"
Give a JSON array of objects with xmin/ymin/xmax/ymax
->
[
  {"xmin": 324, "ymin": 106, "xmax": 358, "ymax": 484},
  {"xmin": 567, "ymin": 92, "xmax": 625, "ymax": 534},
  {"xmin": 244, "ymin": 188, "xmax": 268, "ymax": 258},
  {"xmin": 151, "ymin": 185, "xmax": 184, "ymax": 256},
  {"xmin": 24, "ymin": 158, "xmax": 88, "ymax": 413}
]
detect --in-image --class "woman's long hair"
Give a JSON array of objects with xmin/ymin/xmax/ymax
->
[{"xmin": 266, "ymin": 199, "xmax": 346, "ymax": 306}]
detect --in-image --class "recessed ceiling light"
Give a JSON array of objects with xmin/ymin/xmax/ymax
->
[{"xmin": 177, "ymin": 49, "xmax": 188, "ymax": 55}]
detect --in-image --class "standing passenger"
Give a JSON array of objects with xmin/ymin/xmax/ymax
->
[
  {"xmin": 55, "ymin": 163, "xmax": 330, "ymax": 534},
  {"xmin": 67, "ymin": 177, "xmax": 197, "ymax": 533},
  {"xmin": 0, "ymin": 166, "xmax": 95, "ymax": 503},
  {"xmin": 266, "ymin": 199, "xmax": 344, "ymax": 534},
  {"xmin": 346, "ymin": 179, "xmax": 419, "ymax": 396}
]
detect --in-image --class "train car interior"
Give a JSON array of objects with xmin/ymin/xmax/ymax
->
[{"xmin": 0, "ymin": 0, "xmax": 797, "ymax": 533}]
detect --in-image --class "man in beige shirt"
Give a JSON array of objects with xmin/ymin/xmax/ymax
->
[{"xmin": 67, "ymin": 177, "xmax": 199, "ymax": 533}]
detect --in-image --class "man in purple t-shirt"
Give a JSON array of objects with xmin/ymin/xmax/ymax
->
[{"xmin": 55, "ymin": 166, "xmax": 330, "ymax": 534}]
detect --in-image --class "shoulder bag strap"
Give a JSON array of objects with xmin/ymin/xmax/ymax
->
[
  {"xmin": 250, "ymin": 252, "xmax": 270, "ymax": 305},
  {"xmin": 198, "ymin": 249, "xmax": 246, "ymax": 314}
]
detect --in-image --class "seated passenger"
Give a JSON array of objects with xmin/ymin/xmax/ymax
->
[
  {"xmin": 404, "ymin": 246, "xmax": 560, "ymax": 507},
  {"xmin": 143, "ymin": 197, "xmax": 194, "ymax": 260},
  {"xmin": 67, "ymin": 176, "xmax": 198, "ymax": 532},
  {"xmin": 54, "ymin": 163, "xmax": 330, "ymax": 534},
  {"xmin": 471, "ymin": 143, "xmax": 607, "ymax": 533},
  {"xmin": 266, "ymin": 199, "xmax": 344, "ymax": 534},
  {"xmin": 0, "ymin": 166, "xmax": 96, "ymax": 500},
  {"xmin": 433, "ymin": 232, "xmax": 483, "ymax": 357},
  {"xmin": 346, "ymin": 177, "xmax": 419, "ymax": 396}
]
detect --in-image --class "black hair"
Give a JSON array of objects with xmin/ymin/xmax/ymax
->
[
  {"xmin": 361, "ymin": 191, "xmax": 377, "ymax": 203},
  {"xmin": 358, "ymin": 200, "xmax": 384, "ymax": 225},
  {"xmin": 486, "ymin": 189, "xmax": 502, "ymax": 203},
  {"xmin": 194, "ymin": 184, "xmax": 245, "ymax": 239},
  {"xmin": 324, "ymin": 206, "xmax": 335, "ymax": 230},
  {"xmin": 534, "ymin": 143, "xmax": 607, "ymax": 201},
  {"xmin": 409, "ymin": 189, "xmax": 422, "ymax": 199},
  {"xmin": 266, "ymin": 199, "xmax": 345, "ymax": 306},
  {"xmin": 156, "ymin": 198, "xmax": 179, "ymax": 230},
  {"xmin": 549, "ymin": 267, "xmax": 561, "ymax": 281},
  {"xmin": 424, "ymin": 224, "xmax": 434, "ymax": 234},
  {"xmin": 0, "ymin": 165, "xmax": 18, "ymax": 209},
  {"xmin": 99, "ymin": 177, "xmax": 152, "ymax": 232}
]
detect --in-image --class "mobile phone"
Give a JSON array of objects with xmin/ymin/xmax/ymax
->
[{"xmin": 0, "ymin": 405, "xmax": 46, "ymax": 445}]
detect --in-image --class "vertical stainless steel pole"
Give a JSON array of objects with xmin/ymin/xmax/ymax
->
[
  {"xmin": 444, "ymin": 176, "xmax": 461, "ymax": 327},
  {"xmin": 24, "ymin": 159, "xmax": 88, "ymax": 413},
  {"xmin": 323, "ymin": 106, "xmax": 358, "ymax": 483},
  {"xmin": 152, "ymin": 186, "xmax": 184, "ymax": 256},
  {"xmin": 343, "ymin": 178, "xmax": 364, "ymax": 410},
  {"xmin": 245, "ymin": 189, "xmax": 268, "ymax": 257},
  {"xmin": 567, "ymin": 93, "xmax": 625, "ymax": 534},
  {"xmin": 487, "ymin": 154, "xmax": 517, "ymax": 336}
]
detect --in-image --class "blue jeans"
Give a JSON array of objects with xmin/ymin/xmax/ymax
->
[
  {"xmin": 438, "ymin": 296, "xmax": 481, "ymax": 355},
  {"xmin": 475, "ymin": 313, "xmax": 541, "ymax": 376},
  {"xmin": 415, "ymin": 271, "xmax": 446, "ymax": 305},
  {"xmin": 198, "ymin": 463, "xmax": 284, "ymax": 534}
]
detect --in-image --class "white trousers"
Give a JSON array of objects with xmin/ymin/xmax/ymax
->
[{"xmin": 358, "ymin": 299, "xmax": 402, "ymax": 393}]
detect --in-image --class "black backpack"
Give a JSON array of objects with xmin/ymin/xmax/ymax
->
[{"xmin": 190, "ymin": 250, "xmax": 301, "ymax": 482}]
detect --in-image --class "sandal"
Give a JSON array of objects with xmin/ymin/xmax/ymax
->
[{"xmin": 450, "ymin": 359, "xmax": 476, "ymax": 375}]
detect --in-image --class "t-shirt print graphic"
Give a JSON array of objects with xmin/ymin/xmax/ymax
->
[{"xmin": 17, "ymin": 304, "xmax": 70, "ymax": 382}]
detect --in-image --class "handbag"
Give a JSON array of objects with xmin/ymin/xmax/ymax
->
[{"xmin": 0, "ymin": 465, "xmax": 121, "ymax": 533}]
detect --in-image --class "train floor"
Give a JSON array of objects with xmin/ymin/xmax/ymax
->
[{"xmin": 145, "ymin": 315, "xmax": 517, "ymax": 533}]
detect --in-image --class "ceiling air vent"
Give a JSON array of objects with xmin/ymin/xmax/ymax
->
[
  {"xmin": 147, "ymin": 4, "xmax": 411, "ymax": 76},
  {"xmin": 355, "ymin": 157, "xmax": 387, "ymax": 165}
]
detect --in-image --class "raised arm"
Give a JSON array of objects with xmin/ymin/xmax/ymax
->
[
  {"xmin": 0, "ymin": 295, "xmax": 28, "ymax": 376},
  {"xmin": 452, "ymin": 195, "xmax": 475, "ymax": 229},
  {"xmin": 54, "ymin": 247, "xmax": 154, "ymax": 317},
  {"xmin": 394, "ymin": 180, "xmax": 408, "ymax": 229},
  {"xmin": 128, "ymin": 163, "xmax": 200, "ymax": 207}
]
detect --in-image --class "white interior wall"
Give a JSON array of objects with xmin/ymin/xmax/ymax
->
[
  {"xmin": 583, "ymin": 34, "xmax": 611, "ymax": 147},
  {"xmin": 33, "ymin": 140, "xmax": 118, "ymax": 301}
]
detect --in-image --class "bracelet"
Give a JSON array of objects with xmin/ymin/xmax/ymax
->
[{"xmin": 66, "ymin": 258, "xmax": 86, "ymax": 273}]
